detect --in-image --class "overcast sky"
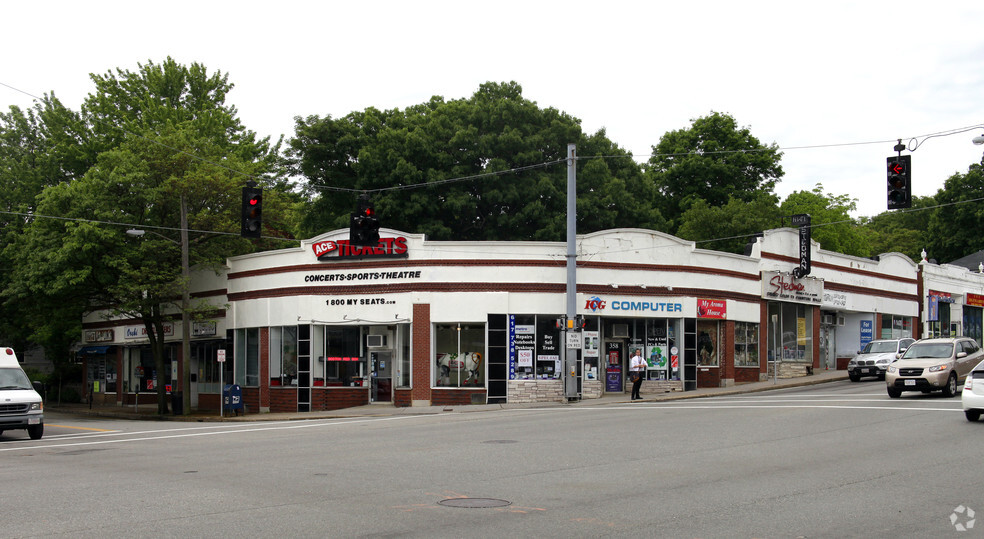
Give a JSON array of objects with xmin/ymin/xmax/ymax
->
[{"xmin": 4, "ymin": 1, "xmax": 983, "ymax": 219}]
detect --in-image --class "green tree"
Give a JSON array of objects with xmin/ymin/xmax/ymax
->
[
  {"xmin": 779, "ymin": 185, "xmax": 868, "ymax": 257},
  {"xmin": 6, "ymin": 59, "xmax": 285, "ymax": 414},
  {"xmin": 0, "ymin": 95, "xmax": 93, "ymax": 375},
  {"xmin": 290, "ymin": 81, "xmax": 663, "ymax": 240},
  {"xmin": 675, "ymin": 192, "xmax": 781, "ymax": 254},
  {"xmin": 925, "ymin": 163, "xmax": 984, "ymax": 263},
  {"xmin": 646, "ymin": 112, "xmax": 783, "ymax": 234},
  {"xmin": 858, "ymin": 195, "xmax": 934, "ymax": 262}
]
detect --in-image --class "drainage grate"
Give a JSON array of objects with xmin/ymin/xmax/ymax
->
[{"xmin": 438, "ymin": 498, "xmax": 512, "ymax": 509}]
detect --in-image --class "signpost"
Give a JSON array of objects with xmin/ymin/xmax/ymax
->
[{"xmin": 217, "ymin": 350, "xmax": 226, "ymax": 418}]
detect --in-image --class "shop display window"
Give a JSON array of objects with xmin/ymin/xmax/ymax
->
[
  {"xmin": 435, "ymin": 323, "xmax": 486, "ymax": 387},
  {"xmin": 734, "ymin": 322, "xmax": 760, "ymax": 367},
  {"xmin": 696, "ymin": 320, "xmax": 720, "ymax": 367},
  {"xmin": 323, "ymin": 326, "xmax": 363, "ymax": 386},
  {"xmin": 880, "ymin": 314, "xmax": 914, "ymax": 340},
  {"xmin": 508, "ymin": 315, "xmax": 562, "ymax": 381},
  {"xmin": 963, "ymin": 307, "xmax": 982, "ymax": 346},
  {"xmin": 269, "ymin": 326, "xmax": 299, "ymax": 386},
  {"xmin": 768, "ymin": 302, "xmax": 813, "ymax": 362},
  {"xmin": 643, "ymin": 319, "xmax": 676, "ymax": 380}
]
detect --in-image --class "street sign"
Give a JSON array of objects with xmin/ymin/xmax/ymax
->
[
  {"xmin": 217, "ymin": 349, "xmax": 226, "ymax": 363},
  {"xmin": 566, "ymin": 331, "xmax": 582, "ymax": 349}
]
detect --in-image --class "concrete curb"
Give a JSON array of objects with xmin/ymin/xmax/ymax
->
[{"xmin": 47, "ymin": 371, "xmax": 851, "ymax": 422}]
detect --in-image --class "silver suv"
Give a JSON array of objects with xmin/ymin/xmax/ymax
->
[
  {"xmin": 847, "ymin": 338, "xmax": 914, "ymax": 381},
  {"xmin": 886, "ymin": 337, "xmax": 983, "ymax": 398}
]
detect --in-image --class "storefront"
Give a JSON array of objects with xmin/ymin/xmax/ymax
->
[{"xmin": 79, "ymin": 226, "xmax": 936, "ymax": 413}]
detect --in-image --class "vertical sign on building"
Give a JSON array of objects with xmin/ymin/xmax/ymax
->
[{"xmin": 791, "ymin": 214, "xmax": 811, "ymax": 279}]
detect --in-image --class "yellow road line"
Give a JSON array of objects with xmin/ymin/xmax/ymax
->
[{"xmin": 47, "ymin": 424, "xmax": 115, "ymax": 432}]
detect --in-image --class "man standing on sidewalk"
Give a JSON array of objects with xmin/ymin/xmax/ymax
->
[{"xmin": 629, "ymin": 348, "xmax": 646, "ymax": 400}]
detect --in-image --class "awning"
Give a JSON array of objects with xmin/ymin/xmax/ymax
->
[{"xmin": 77, "ymin": 345, "xmax": 117, "ymax": 356}]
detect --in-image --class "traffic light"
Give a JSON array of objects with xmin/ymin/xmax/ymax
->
[
  {"xmin": 241, "ymin": 186, "xmax": 263, "ymax": 238},
  {"xmin": 349, "ymin": 196, "xmax": 380, "ymax": 247},
  {"xmin": 887, "ymin": 155, "xmax": 911, "ymax": 210}
]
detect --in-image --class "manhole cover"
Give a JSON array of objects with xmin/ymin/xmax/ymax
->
[{"xmin": 438, "ymin": 498, "xmax": 512, "ymax": 509}]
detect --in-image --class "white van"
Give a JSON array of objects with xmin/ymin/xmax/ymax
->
[{"xmin": 0, "ymin": 347, "xmax": 44, "ymax": 439}]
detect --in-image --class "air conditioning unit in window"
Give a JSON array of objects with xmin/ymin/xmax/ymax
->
[
  {"xmin": 822, "ymin": 314, "xmax": 834, "ymax": 326},
  {"xmin": 612, "ymin": 324, "xmax": 629, "ymax": 338},
  {"xmin": 836, "ymin": 315, "xmax": 846, "ymax": 327},
  {"xmin": 366, "ymin": 334, "xmax": 387, "ymax": 348}
]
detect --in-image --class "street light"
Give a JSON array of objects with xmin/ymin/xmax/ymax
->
[
  {"xmin": 125, "ymin": 199, "xmax": 191, "ymax": 416},
  {"xmin": 972, "ymin": 134, "xmax": 984, "ymax": 146}
]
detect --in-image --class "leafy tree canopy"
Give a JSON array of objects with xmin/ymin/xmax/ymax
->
[
  {"xmin": 779, "ymin": 184, "xmax": 868, "ymax": 258},
  {"xmin": 925, "ymin": 162, "xmax": 984, "ymax": 263},
  {"xmin": 858, "ymin": 195, "xmax": 934, "ymax": 263},
  {"xmin": 675, "ymin": 192, "xmax": 781, "ymax": 254},
  {"xmin": 4, "ymin": 58, "xmax": 287, "ymax": 413},
  {"xmin": 646, "ymin": 111, "xmax": 783, "ymax": 234},
  {"xmin": 290, "ymin": 81, "xmax": 664, "ymax": 240}
]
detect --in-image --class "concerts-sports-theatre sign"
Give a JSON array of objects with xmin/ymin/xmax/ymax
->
[{"xmin": 312, "ymin": 237, "xmax": 409, "ymax": 261}]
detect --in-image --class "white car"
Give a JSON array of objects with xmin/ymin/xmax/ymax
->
[
  {"xmin": 962, "ymin": 358, "xmax": 984, "ymax": 422},
  {"xmin": 847, "ymin": 338, "xmax": 915, "ymax": 381}
]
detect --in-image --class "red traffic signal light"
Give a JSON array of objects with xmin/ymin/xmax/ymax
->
[
  {"xmin": 886, "ymin": 155, "xmax": 911, "ymax": 210},
  {"xmin": 350, "ymin": 195, "xmax": 380, "ymax": 247},
  {"xmin": 241, "ymin": 186, "xmax": 263, "ymax": 238}
]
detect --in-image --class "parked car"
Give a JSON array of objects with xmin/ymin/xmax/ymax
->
[
  {"xmin": 962, "ymin": 358, "xmax": 984, "ymax": 421},
  {"xmin": 847, "ymin": 338, "xmax": 914, "ymax": 381},
  {"xmin": 886, "ymin": 337, "xmax": 983, "ymax": 398}
]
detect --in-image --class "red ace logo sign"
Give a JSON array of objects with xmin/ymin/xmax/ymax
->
[
  {"xmin": 312, "ymin": 237, "xmax": 409, "ymax": 261},
  {"xmin": 312, "ymin": 240, "xmax": 337, "ymax": 257}
]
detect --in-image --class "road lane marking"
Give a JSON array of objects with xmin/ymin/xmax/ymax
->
[{"xmin": 0, "ymin": 415, "xmax": 426, "ymax": 453}]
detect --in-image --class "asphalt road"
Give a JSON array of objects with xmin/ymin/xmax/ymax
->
[{"xmin": 3, "ymin": 379, "xmax": 982, "ymax": 538}]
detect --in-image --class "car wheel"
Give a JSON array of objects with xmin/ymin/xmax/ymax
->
[
  {"xmin": 967, "ymin": 410, "xmax": 982, "ymax": 422},
  {"xmin": 942, "ymin": 374, "xmax": 958, "ymax": 397},
  {"xmin": 887, "ymin": 387, "xmax": 902, "ymax": 398},
  {"xmin": 27, "ymin": 423, "xmax": 43, "ymax": 440},
  {"xmin": 849, "ymin": 372, "xmax": 860, "ymax": 382}
]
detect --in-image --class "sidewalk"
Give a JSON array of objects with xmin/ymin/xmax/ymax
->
[{"xmin": 48, "ymin": 369, "xmax": 849, "ymax": 422}]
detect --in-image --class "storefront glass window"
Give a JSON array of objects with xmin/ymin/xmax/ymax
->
[
  {"xmin": 435, "ymin": 323, "xmax": 486, "ymax": 387},
  {"xmin": 269, "ymin": 326, "xmax": 298, "ymax": 386},
  {"xmin": 964, "ymin": 306, "xmax": 982, "ymax": 346},
  {"xmin": 397, "ymin": 325, "xmax": 411, "ymax": 388},
  {"xmin": 323, "ymin": 326, "xmax": 362, "ymax": 386},
  {"xmin": 234, "ymin": 328, "xmax": 260, "ymax": 387},
  {"xmin": 734, "ymin": 322, "xmax": 760, "ymax": 367},
  {"xmin": 768, "ymin": 302, "xmax": 813, "ymax": 362},
  {"xmin": 696, "ymin": 320, "xmax": 720, "ymax": 367},
  {"xmin": 880, "ymin": 314, "xmax": 914, "ymax": 340},
  {"xmin": 644, "ymin": 319, "xmax": 673, "ymax": 380},
  {"xmin": 194, "ymin": 341, "xmax": 230, "ymax": 394}
]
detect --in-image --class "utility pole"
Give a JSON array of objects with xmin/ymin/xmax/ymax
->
[
  {"xmin": 563, "ymin": 143, "xmax": 579, "ymax": 400},
  {"xmin": 181, "ymin": 195, "xmax": 191, "ymax": 415}
]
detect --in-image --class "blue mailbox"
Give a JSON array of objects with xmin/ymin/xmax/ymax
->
[{"xmin": 223, "ymin": 384, "xmax": 243, "ymax": 415}]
